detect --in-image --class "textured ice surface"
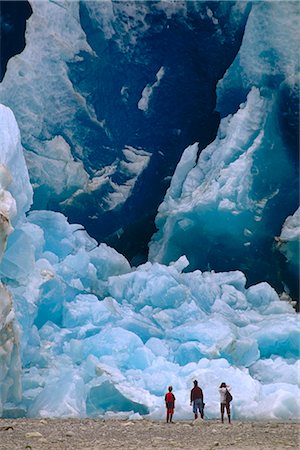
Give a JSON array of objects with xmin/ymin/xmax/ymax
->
[
  {"xmin": 0, "ymin": 105, "xmax": 29, "ymax": 416},
  {"xmin": 149, "ymin": 0, "xmax": 299, "ymax": 298},
  {"xmin": 0, "ymin": 0, "xmax": 91, "ymax": 207},
  {"xmin": 0, "ymin": 1, "xmax": 299, "ymax": 421},
  {"xmin": 277, "ymin": 208, "xmax": 300, "ymax": 283},
  {"xmin": 0, "ymin": 283, "xmax": 22, "ymax": 417},
  {"xmin": 149, "ymin": 86, "xmax": 295, "ymax": 267},
  {"xmin": 217, "ymin": 1, "xmax": 300, "ymax": 116},
  {"xmin": 15, "ymin": 244, "xmax": 299, "ymax": 419},
  {"xmin": 0, "ymin": 105, "xmax": 32, "ymax": 226},
  {"xmin": 0, "ymin": 109, "xmax": 298, "ymax": 418},
  {"xmin": 0, "ymin": 0, "xmax": 250, "ymax": 263}
]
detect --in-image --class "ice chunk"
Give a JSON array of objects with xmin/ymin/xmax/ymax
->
[
  {"xmin": 0, "ymin": 283, "xmax": 22, "ymax": 415},
  {"xmin": 250, "ymin": 317, "xmax": 299, "ymax": 359},
  {"xmin": 138, "ymin": 67, "xmax": 165, "ymax": 112},
  {"xmin": 0, "ymin": 105, "xmax": 32, "ymax": 224},
  {"xmin": 86, "ymin": 381, "xmax": 149, "ymax": 417},
  {"xmin": 277, "ymin": 208, "xmax": 300, "ymax": 288},
  {"xmin": 249, "ymin": 358, "xmax": 299, "ymax": 386},
  {"xmin": 28, "ymin": 371, "xmax": 86, "ymax": 418},
  {"xmin": 63, "ymin": 294, "xmax": 117, "ymax": 328},
  {"xmin": 246, "ymin": 282, "xmax": 279, "ymax": 311},
  {"xmin": 89, "ymin": 243, "xmax": 131, "ymax": 281}
]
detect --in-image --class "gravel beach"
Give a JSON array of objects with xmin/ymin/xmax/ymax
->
[{"xmin": 0, "ymin": 418, "xmax": 299, "ymax": 450}]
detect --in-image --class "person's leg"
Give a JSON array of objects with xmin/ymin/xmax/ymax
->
[
  {"xmin": 220, "ymin": 403, "xmax": 225, "ymax": 423},
  {"xmin": 193, "ymin": 401, "xmax": 198, "ymax": 419},
  {"xmin": 226, "ymin": 403, "xmax": 231, "ymax": 423},
  {"xmin": 170, "ymin": 412, "xmax": 173, "ymax": 423},
  {"xmin": 195, "ymin": 398, "xmax": 203, "ymax": 418},
  {"xmin": 166, "ymin": 410, "xmax": 170, "ymax": 423},
  {"xmin": 200, "ymin": 400, "xmax": 204, "ymax": 419}
]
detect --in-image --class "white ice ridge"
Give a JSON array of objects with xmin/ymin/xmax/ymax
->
[
  {"xmin": 106, "ymin": 146, "xmax": 151, "ymax": 210},
  {"xmin": 138, "ymin": 67, "xmax": 165, "ymax": 112},
  {"xmin": 62, "ymin": 145, "xmax": 151, "ymax": 212},
  {"xmin": 277, "ymin": 208, "xmax": 300, "ymax": 276}
]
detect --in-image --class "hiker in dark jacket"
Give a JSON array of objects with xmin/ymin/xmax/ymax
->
[
  {"xmin": 165, "ymin": 386, "xmax": 175, "ymax": 423},
  {"xmin": 190, "ymin": 380, "xmax": 204, "ymax": 419}
]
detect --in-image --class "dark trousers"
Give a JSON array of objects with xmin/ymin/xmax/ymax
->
[{"xmin": 220, "ymin": 402, "xmax": 231, "ymax": 423}]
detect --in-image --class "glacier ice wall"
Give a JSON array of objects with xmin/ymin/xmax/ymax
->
[
  {"xmin": 0, "ymin": 104, "xmax": 33, "ymax": 416},
  {"xmin": 149, "ymin": 1, "xmax": 299, "ymax": 300},
  {"xmin": 0, "ymin": 0, "xmax": 299, "ymax": 420},
  {"xmin": 0, "ymin": 104, "xmax": 299, "ymax": 420},
  {"xmin": 0, "ymin": 0, "xmax": 251, "ymax": 263},
  {"xmin": 1, "ymin": 0, "xmax": 297, "ymax": 299}
]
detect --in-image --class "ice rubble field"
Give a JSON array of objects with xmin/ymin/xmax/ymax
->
[{"xmin": 0, "ymin": 103, "xmax": 299, "ymax": 420}]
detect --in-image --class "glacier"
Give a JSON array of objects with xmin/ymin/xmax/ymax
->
[
  {"xmin": 0, "ymin": 0, "xmax": 299, "ymax": 421},
  {"xmin": 0, "ymin": 0, "xmax": 251, "ymax": 262},
  {"xmin": 0, "ymin": 103, "xmax": 299, "ymax": 420}
]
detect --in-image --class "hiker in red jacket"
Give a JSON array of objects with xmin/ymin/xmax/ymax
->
[
  {"xmin": 165, "ymin": 386, "xmax": 175, "ymax": 423},
  {"xmin": 190, "ymin": 380, "xmax": 204, "ymax": 419}
]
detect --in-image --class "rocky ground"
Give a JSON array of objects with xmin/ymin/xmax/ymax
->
[{"xmin": 0, "ymin": 418, "xmax": 299, "ymax": 450}]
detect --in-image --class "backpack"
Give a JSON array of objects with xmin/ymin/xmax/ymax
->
[{"xmin": 225, "ymin": 389, "xmax": 233, "ymax": 403}]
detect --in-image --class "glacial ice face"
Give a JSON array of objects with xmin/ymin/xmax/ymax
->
[
  {"xmin": 0, "ymin": 1, "xmax": 299, "ymax": 420},
  {"xmin": 0, "ymin": 104, "xmax": 299, "ymax": 420},
  {"xmin": 0, "ymin": 105, "xmax": 32, "ymax": 226},
  {"xmin": 149, "ymin": 1, "xmax": 299, "ymax": 299},
  {"xmin": 0, "ymin": 104, "xmax": 32, "ymax": 416},
  {"xmin": 0, "ymin": 0, "xmax": 91, "ymax": 209},
  {"xmin": 8, "ymin": 244, "xmax": 300, "ymax": 419},
  {"xmin": 0, "ymin": 0, "xmax": 250, "ymax": 262},
  {"xmin": 217, "ymin": 1, "xmax": 300, "ymax": 117}
]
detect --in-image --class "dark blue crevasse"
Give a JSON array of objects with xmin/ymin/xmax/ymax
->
[
  {"xmin": 54, "ymin": 1, "xmax": 250, "ymax": 266},
  {"xmin": 278, "ymin": 79, "xmax": 300, "ymax": 164},
  {"xmin": 0, "ymin": 0, "xmax": 32, "ymax": 82}
]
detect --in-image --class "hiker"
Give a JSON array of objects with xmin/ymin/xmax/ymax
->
[
  {"xmin": 219, "ymin": 382, "xmax": 232, "ymax": 424},
  {"xmin": 165, "ymin": 385, "xmax": 175, "ymax": 423},
  {"xmin": 190, "ymin": 380, "xmax": 204, "ymax": 419}
]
